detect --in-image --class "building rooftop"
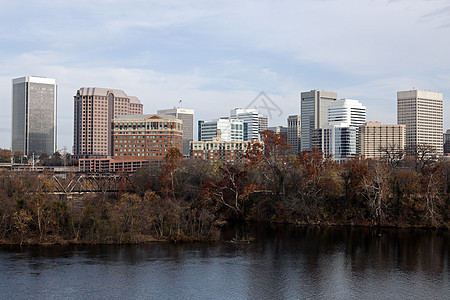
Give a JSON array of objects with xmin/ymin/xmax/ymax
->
[{"xmin": 77, "ymin": 87, "xmax": 141, "ymax": 103}]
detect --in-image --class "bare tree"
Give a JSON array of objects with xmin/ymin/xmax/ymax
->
[{"xmin": 362, "ymin": 161, "xmax": 391, "ymax": 225}]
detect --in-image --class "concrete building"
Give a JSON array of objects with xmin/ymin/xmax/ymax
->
[
  {"xmin": 287, "ymin": 115, "xmax": 301, "ymax": 155},
  {"xmin": 230, "ymin": 108, "xmax": 267, "ymax": 141},
  {"xmin": 397, "ymin": 90, "xmax": 443, "ymax": 156},
  {"xmin": 301, "ymin": 90, "xmax": 337, "ymax": 152},
  {"xmin": 312, "ymin": 123, "xmax": 357, "ymax": 163},
  {"xmin": 359, "ymin": 122, "xmax": 406, "ymax": 159},
  {"xmin": 444, "ymin": 130, "xmax": 450, "ymax": 155},
  {"xmin": 328, "ymin": 98, "xmax": 366, "ymax": 154},
  {"xmin": 73, "ymin": 87, "xmax": 143, "ymax": 159},
  {"xmin": 157, "ymin": 107, "xmax": 194, "ymax": 157},
  {"xmin": 198, "ymin": 118, "xmax": 244, "ymax": 141},
  {"xmin": 112, "ymin": 114, "xmax": 183, "ymax": 159},
  {"xmin": 190, "ymin": 139, "xmax": 252, "ymax": 164},
  {"xmin": 328, "ymin": 99, "xmax": 366, "ymax": 128},
  {"xmin": 12, "ymin": 76, "xmax": 57, "ymax": 157}
]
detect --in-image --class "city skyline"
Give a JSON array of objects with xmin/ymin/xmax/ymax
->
[{"xmin": 1, "ymin": 0, "xmax": 450, "ymax": 151}]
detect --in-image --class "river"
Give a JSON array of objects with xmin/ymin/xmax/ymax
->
[{"xmin": 1, "ymin": 225, "xmax": 449, "ymax": 299}]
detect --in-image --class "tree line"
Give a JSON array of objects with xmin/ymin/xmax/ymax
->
[{"xmin": 0, "ymin": 131, "xmax": 449, "ymax": 245}]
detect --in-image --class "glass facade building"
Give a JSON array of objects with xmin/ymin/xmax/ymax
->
[
  {"xmin": 198, "ymin": 118, "xmax": 244, "ymax": 141},
  {"xmin": 12, "ymin": 76, "xmax": 57, "ymax": 157},
  {"xmin": 300, "ymin": 90, "xmax": 337, "ymax": 152}
]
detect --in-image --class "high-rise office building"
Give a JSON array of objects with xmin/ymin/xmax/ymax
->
[
  {"xmin": 444, "ymin": 130, "xmax": 450, "ymax": 155},
  {"xmin": 157, "ymin": 107, "xmax": 194, "ymax": 157},
  {"xmin": 12, "ymin": 76, "xmax": 57, "ymax": 157},
  {"xmin": 300, "ymin": 90, "xmax": 337, "ymax": 152},
  {"xmin": 312, "ymin": 123, "xmax": 357, "ymax": 163},
  {"xmin": 328, "ymin": 99, "xmax": 366, "ymax": 128},
  {"xmin": 359, "ymin": 122, "xmax": 406, "ymax": 159},
  {"xmin": 230, "ymin": 108, "xmax": 267, "ymax": 141},
  {"xmin": 73, "ymin": 87, "xmax": 143, "ymax": 158},
  {"xmin": 287, "ymin": 115, "xmax": 301, "ymax": 155},
  {"xmin": 397, "ymin": 90, "xmax": 443, "ymax": 156},
  {"xmin": 198, "ymin": 118, "xmax": 244, "ymax": 141},
  {"xmin": 328, "ymin": 98, "xmax": 366, "ymax": 154}
]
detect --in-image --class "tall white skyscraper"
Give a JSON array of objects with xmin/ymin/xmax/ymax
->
[
  {"xmin": 230, "ymin": 108, "xmax": 267, "ymax": 141},
  {"xmin": 158, "ymin": 107, "xmax": 194, "ymax": 156},
  {"xmin": 300, "ymin": 90, "xmax": 337, "ymax": 152},
  {"xmin": 397, "ymin": 90, "xmax": 443, "ymax": 156},
  {"xmin": 12, "ymin": 76, "xmax": 57, "ymax": 157},
  {"xmin": 328, "ymin": 99, "xmax": 366, "ymax": 128}
]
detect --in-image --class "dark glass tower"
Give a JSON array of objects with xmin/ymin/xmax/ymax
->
[{"xmin": 12, "ymin": 76, "xmax": 57, "ymax": 157}]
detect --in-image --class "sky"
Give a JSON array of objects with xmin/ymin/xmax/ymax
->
[{"xmin": 1, "ymin": 0, "xmax": 449, "ymax": 152}]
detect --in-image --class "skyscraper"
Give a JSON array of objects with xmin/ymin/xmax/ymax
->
[
  {"xmin": 397, "ymin": 90, "xmax": 443, "ymax": 156},
  {"xmin": 328, "ymin": 98, "xmax": 366, "ymax": 155},
  {"xmin": 230, "ymin": 108, "xmax": 267, "ymax": 141},
  {"xmin": 287, "ymin": 115, "xmax": 301, "ymax": 155},
  {"xmin": 300, "ymin": 90, "xmax": 337, "ymax": 152},
  {"xmin": 73, "ymin": 87, "xmax": 143, "ymax": 158},
  {"xmin": 12, "ymin": 76, "xmax": 57, "ymax": 157},
  {"xmin": 157, "ymin": 107, "xmax": 194, "ymax": 157}
]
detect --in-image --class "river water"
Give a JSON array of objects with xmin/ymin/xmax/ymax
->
[{"xmin": 1, "ymin": 225, "xmax": 449, "ymax": 299}]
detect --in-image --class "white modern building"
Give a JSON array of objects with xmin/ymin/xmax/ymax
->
[
  {"xmin": 312, "ymin": 122, "xmax": 358, "ymax": 163},
  {"xmin": 301, "ymin": 90, "xmax": 337, "ymax": 152},
  {"xmin": 198, "ymin": 118, "xmax": 244, "ymax": 141},
  {"xmin": 12, "ymin": 76, "xmax": 57, "ymax": 157},
  {"xmin": 230, "ymin": 108, "xmax": 267, "ymax": 141},
  {"xmin": 157, "ymin": 107, "xmax": 194, "ymax": 157},
  {"xmin": 328, "ymin": 98, "xmax": 366, "ymax": 154},
  {"xmin": 397, "ymin": 90, "xmax": 443, "ymax": 156}
]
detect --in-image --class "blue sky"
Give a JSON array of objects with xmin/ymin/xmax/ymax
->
[{"xmin": 1, "ymin": 0, "xmax": 450, "ymax": 151}]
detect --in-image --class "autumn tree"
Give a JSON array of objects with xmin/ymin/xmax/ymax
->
[
  {"xmin": 160, "ymin": 147, "xmax": 183, "ymax": 198},
  {"xmin": 0, "ymin": 149, "xmax": 12, "ymax": 163},
  {"xmin": 244, "ymin": 130, "xmax": 290, "ymax": 199},
  {"xmin": 361, "ymin": 161, "xmax": 391, "ymax": 225},
  {"xmin": 288, "ymin": 148, "xmax": 340, "ymax": 222},
  {"xmin": 419, "ymin": 165, "xmax": 445, "ymax": 226},
  {"xmin": 201, "ymin": 164, "xmax": 254, "ymax": 219}
]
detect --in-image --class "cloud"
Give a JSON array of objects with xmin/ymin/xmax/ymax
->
[{"xmin": 1, "ymin": 0, "xmax": 450, "ymax": 150}]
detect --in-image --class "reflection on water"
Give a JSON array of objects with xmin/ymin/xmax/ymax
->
[{"xmin": 0, "ymin": 226, "xmax": 449, "ymax": 299}]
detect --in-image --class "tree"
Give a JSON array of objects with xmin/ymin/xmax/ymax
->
[
  {"xmin": 159, "ymin": 147, "xmax": 183, "ymax": 198},
  {"xmin": 406, "ymin": 143, "xmax": 437, "ymax": 171},
  {"xmin": 419, "ymin": 165, "xmax": 445, "ymax": 226},
  {"xmin": 361, "ymin": 161, "xmax": 391, "ymax": 225},
  {"xmin": 0, "ymin": 149, "xmax": 12, "ymax": 163},
  {"xmin": 379, "ymin": 144, "xmax": 405, "ymax": 167},
  {"xmin": 288, "ymin": 148, "xmax": 340, "ymax": 221},
  {"xmin": 201, "ymin": 164, "xmax": 253, "ymax": 219},
  {"xmin": 39, "ymin": 152, "xmax": 49, "ymax": 163}
]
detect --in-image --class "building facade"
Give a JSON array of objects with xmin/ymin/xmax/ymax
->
[
  {"xmin": 112, "ymin": 114, "xmax": 183, "ymax": 159},
  {"xmin": 444, "ymin": 129, "xmax": 450, "ymax": 155},
  {"xmin": 359, "ymin": 122, "xmax": 406, "ymax": 159},
  {"xmin": 190, "ymin": 140, "xmax": 252, "ymax": 164},
  {"xmin": 397, "ymin": 90, "xmax": 443, "ymax": 156},
  {"xmin": 312, "ymin": 123, "xmax": 357, "ymax": 163},
  {"xmin": 300, "ymin": 90, "xmax": 337, "ymax": 152},
  {"xmin": 287, "ymin": 115, "xmax": 301, "ymax": 155},
  {"xmin": 230, "ymin": 108, "xmax": 267, "ymax": 141},
  {"xmin": 12, "ymin": 76, "xmax": 57, "ymax": 157},
  {"xmin": 157, "ymin": 107, "xmax": 194, "ymax": 157},
  {"xmin": 198, "ymin": 118, "xmax": 244, "ymax": 141},
  {"xmin": 73, "ymin": 87, "xmax": 143, "ymax": 158}
]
